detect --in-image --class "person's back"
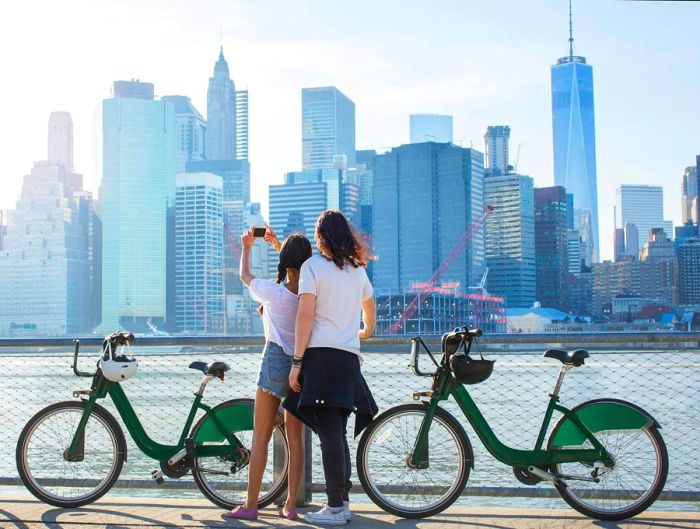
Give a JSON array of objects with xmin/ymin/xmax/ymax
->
[{"xmin": 300, "ymin": 254, "xmax": 372, "ymax": 356}]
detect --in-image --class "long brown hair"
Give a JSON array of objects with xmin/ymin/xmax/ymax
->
[{"xmin": 315, "ymin": 210, "xmax": 374, "ymax": 269}]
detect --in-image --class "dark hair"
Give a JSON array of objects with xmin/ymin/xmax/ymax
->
[
  {"xmin": 315, "ymin": 210, "xmax": 374, "ymax": 269},
  {"xmin": 276, "ymin": 233, "xmax": 313, "ymax": 283}
]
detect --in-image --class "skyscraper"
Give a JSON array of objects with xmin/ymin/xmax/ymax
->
[
  {"xmin": 409, "ymin": 114, "xmax": 453, "ymax": 144},
  {"xmin": 48, "ymin": 111, "xmax": 74, "ymax": 170},
  {"xmin": 101, "ymin": 80, "xmax": 176, "ymax": 332},
  {"xmin": 0, "ymin": 111, "xmax": 91, "ymax": 336},
  {"xmin": 235, "ymin": 89, "xmax": 249, "ymax": 161},
  {"xmin": 614, "ymin": 185, "xmax": 664, "ymax": 253},
  {"xmin": 372, "ymin": 142, "xmax": 484, "ymax": 294},
  {"xmin": 534, "ymin": 186, "xmax": 568, "ymax": 310},
  {"xmin": 302, "ymin": 86, "xmax": 356, "ymax": 170},
  {"xmin": 268, "ymin": 168, "xmax": 355, "ymax": 247},
  {"xmin": 484, "ymin": 126, "xmax": 511, "ymax": 176},
  {"xmin": 484, "ymin": 172, "xmax": 536, "ymax": 307},
  {"xmin": 175, "ymin": 173, "xmax": 224, "ymax": 334},
  {"xmin": 681, "ymin": 165, "xmax": 698, "ymax": 226},
  {"xmin": 678, "ymin": 239, "xmax": 700, "ymax": 305},
  {"xmin": 207, "ymin": 48, "xmax": 239, "ymax": 161},
  {"xmin": 161, "ymin": 95, "xmax": 207, "ymax": 173},
  {"xmin": 551, "ymin": 2, "xmax": 599, "ymax": 263}
]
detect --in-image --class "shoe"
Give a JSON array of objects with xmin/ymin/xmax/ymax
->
[
  {"xmin": 279, "ymin": 506, "xmax": 299, "ymax": 520},
  {"xmin": 343, "ymin": 501, "xmax": 352, "ymax": 521},
  {"xmin": 303, "ymin": 505, "xmax": 347, "ymax": 525},
  {"xmin": 221, "ymin": 506, "xmax": 258, "ymax": 520}
]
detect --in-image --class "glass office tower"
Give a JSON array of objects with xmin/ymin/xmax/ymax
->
[
  {"xmin": 551, "ymin": 10, "xmax": 599, "ymax": 264},
  {"xmin": 372, "ymin": 142, "xmax": 484, "ymax": 294},
  {"xmin": 101, "ymin": 80, "xmax": 176, "ymax": 332},
  {"xmin": 302, "ymin": 86, "xmax": 356, "ymax": 170}
]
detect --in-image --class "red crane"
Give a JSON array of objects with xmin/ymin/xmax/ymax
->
[{"xmin": 389, "ymin": 205, "xmax": 496, "ymax": 334}]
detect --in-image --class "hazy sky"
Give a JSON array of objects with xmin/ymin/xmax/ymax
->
[{"xmin": 1, "ymin": 0, "xmax": 699, "ymax": 261}]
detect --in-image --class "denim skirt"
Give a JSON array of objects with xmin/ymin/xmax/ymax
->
[{"xmin": 256, "ymin": 341, "xmax": 292, "ymax": 399}]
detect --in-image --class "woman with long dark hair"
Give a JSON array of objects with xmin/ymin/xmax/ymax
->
[
  {"xmin": 284, "ymin": 210, "xmax": 378, "ymax": 526},
  {"xmin": 223, "ymin": 227, "xmax": 312, "ymax": 521}
]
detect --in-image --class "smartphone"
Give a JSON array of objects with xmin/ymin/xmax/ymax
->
[{"xmin": 253, "ymin": 227, "xmax": 267, "ymax": 238}]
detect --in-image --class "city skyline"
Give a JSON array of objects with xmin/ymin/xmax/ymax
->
[{"xmin": 1, "ymin": 0, "xmax": 699, "ymax": 263}]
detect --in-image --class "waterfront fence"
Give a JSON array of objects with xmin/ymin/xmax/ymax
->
[{"xmin": 0, "ymin": 333, "xmax": 698, "ymax": 504}]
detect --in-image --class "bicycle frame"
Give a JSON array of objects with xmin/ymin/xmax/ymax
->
[
  {"xmin": 409, "ymin": 336, "xmax": 614, "ymax": 470},
  {"xmin": 66, "ymin": 344, "xmax": 244, "ymax": 463}
]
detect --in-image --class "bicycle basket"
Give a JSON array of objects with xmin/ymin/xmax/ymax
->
[{"xmin": 449, "ymin": 354, "xmax": 494, "ymax": 385}]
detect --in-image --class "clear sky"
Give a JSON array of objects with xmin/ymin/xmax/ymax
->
[{"xmin": 1, "ymin": 0, "xmax": 698, "ymax": 262}]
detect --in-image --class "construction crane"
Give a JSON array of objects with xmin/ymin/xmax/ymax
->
[{"xmin": 389, "ymin": 204, "xmax": 496, "ymax": 334}]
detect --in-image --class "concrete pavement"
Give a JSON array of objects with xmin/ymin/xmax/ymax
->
[{"xmin": 0, "ymin": 495, "xmax": 698, "ymax": 529}]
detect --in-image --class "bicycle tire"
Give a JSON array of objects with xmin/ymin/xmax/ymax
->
[
  {"xmin": 547, "ymin": 399, "xmax": 669, "ymax": 520},
  {"xmin": 357, "ymin": 402, "xmax": 472, "ymax": 519},
  {"xmin": 190, "ymin": 398, "xmax": 288, "ymax": 509},
  {"xmin": 16, "ymin": 400, "xmax": 126, "ymax": 508}
]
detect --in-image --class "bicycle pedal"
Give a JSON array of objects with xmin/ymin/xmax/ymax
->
[
  {"xmin": 151, "ymin": 469, "xmax": 165, "ymax": 485},
  {"xmin": 412, "ymin": 391, "xmax": 433, "ymax": 401}
]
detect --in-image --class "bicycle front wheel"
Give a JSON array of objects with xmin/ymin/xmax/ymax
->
[
  {"xmin": 548, "ymin": 400, "xmax": 668, "ymax": 520},
  {"xmin": 16, "ymin": 400, "xmax": 126, "ymax": 508},
  {"xmin": 357, "ymin": 403, "xmax": 472, "ymax": 518},
  {"xmin": 190, "ymin": 398, "xmax": 288, "ymax": 509}
]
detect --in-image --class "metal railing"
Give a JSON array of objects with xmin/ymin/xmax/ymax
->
[{"xmin": 0, "ymin": 333, "xmax": 698, "ymax": 505}]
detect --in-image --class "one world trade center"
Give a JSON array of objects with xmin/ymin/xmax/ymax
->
[{"xmin": 551, "ymin": 1, "xmax": 599, "ymax": 264}]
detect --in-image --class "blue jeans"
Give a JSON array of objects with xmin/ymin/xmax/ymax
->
[{"xmin": 256, "ymin": 341, "xmax": 292, "ymax": 399}]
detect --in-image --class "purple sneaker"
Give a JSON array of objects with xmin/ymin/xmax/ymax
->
[{"xmin": 222, "ymin": 506, "xmax": 258, "ymax": 520}]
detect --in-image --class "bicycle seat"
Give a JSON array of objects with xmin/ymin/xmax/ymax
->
[
  {"xmin": 188, "ymin": 361, "xmax": 231, "ymax": 379},
  {"xmin": 543, "ymin": 349, "xmax": 589, "ymax": 367}
]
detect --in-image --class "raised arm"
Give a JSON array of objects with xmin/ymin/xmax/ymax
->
[
  {"xmin": 359, "ymin": 297, "xmax": 376, "ymax": 340},
  {"xmin": 239, "ymin": 227, "xmax": 255, "ymax": 287}
]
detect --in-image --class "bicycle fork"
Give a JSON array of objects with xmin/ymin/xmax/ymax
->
[{"xmin": 408, "ymin": 399, "xmax": 440, "ymax": 469}]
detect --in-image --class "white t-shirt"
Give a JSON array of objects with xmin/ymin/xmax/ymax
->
[
  {"xmin": 248, "ymin": 278, "xmax": 299, "ymax": 356},
  {"xmin": 298, "ymin": 254, "xmax": 374, "ymax": 356}
]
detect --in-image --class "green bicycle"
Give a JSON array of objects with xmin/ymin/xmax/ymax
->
[
  {"xmin": 16, "ymin": 331, "xmax": 289, "ymax": 509},
  {"xmin": 357, "ymin": 328, "xmax": 668, "ymax": 521}
]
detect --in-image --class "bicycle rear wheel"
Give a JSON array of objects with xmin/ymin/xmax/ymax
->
[
  {"xmin": 357, "ymin": 403, "xmax": 472, "ymax": 518},
  {"xmin": 548, "ymin": 400, "xmax": 668, "ymax": 520},
  {"xmin": 190, "ymin": 398, "xmax": 288, "ymax": 509},
  {"xmin": 16, "ymin": 400, "xmax": 126, "ymax": 508}
]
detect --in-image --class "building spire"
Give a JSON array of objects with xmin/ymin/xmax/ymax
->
[{"xmin": 568, "ymin": 0, "xmax": 574, "ymax": 59}]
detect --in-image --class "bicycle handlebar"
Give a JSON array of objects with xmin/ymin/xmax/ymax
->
[
  {"xmin": 410, "ymin": 328, "xmax": 483, "ymax": 378},
  {"xmin": 72, "ymin": 340, "xmax": 98, "ymax": 378}
]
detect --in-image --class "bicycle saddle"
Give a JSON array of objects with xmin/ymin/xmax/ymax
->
[
  {"xmin": 543, "ymin": 349, "xmax": 589, "ymax": 367},
  {"xmin": 189, "ymin": 360, "xmax": 231, "ymax": 379}
]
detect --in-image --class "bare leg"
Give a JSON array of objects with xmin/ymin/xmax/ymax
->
[
  {"xmin": 284, "ymin": 410, "xmax": 304, "ymax": 509},
  {"xmin": 243, "ymin": 386, "xmax": 281, "ymax": 509}
]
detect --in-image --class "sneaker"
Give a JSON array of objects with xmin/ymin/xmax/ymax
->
[
  {"xmin": 221, "ymin": 505, "xmax": 258, "ymax": 520},
  {"xmin": 304, "ymin": 505, "xmax": 347, "ymax": 526},
  {"xmin": 343, "ymin": 501, "xmax": 352, "ymax": 521}
]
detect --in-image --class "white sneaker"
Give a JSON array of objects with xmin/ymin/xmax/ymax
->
[
  {"xmin": 304, "ymin": 505, "xmax": 347, "ymax": 526},
  {"xmin": 343, "ymin": 501, "xmax": 352, "ymax": 521}
]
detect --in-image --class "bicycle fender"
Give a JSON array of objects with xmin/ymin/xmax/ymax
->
[
  {"xmin": 194, "ymin": 401, "xmax": 254, "ymax": 443},
  {"xmin": 550, "ymin": 398, "xmax": 660, "ymax": 448}
]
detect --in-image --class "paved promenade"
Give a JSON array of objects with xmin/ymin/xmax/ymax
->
[{"xmin": 0, "ymin": 495, "xmax": 698, "ymax": 529}]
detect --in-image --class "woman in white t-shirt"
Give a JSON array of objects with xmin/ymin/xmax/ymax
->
[
  {"xmin": 284, "ymin": 210, "xmax": 378, "ymax": 526},
  {"xmin": 223, "ymin": 226, "xmax": 312, "ymax": 521}
]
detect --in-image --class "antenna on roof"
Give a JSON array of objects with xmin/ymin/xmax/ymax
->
[{"xmin": 568, "ymin": 0, "xmax": 574, "ymax": 59}]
